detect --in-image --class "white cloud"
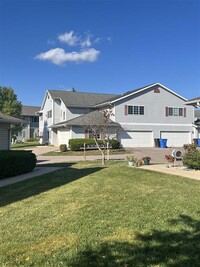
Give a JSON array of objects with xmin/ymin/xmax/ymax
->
[
  {"xmin": 81, "ymin": 35, "xmax": 92, "ymax": 47},
  {"xmin": 35, "ymin": 48, "xmax": 100, "ymax": 65},
  {"xmin": 58, "ymin": 31, "xmax": 80, "ymax": 46}
]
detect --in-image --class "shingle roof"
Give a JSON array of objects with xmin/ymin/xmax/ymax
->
[
  {"xmin": 48, "ymin": 90, "xmax": 119, "ymax": 108},
  {"xmin": 50, "ymin": 110, "xmax": 120, "ymax": 128},
  {"xmin": 22, "ymin": 105, "xmax": 40, "ymax": 116},
  {"xmin": 0, "ymin": 112, "xmax": 24, "ymax": 124}
]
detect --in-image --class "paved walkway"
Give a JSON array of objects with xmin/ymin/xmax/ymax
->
[
  {"xmin": 140, "ymin": 164, "xmax": 200, "ymax": 181},
  {"xmin": 0, "ymin": 167, "xmax": 63, "ymax": 187}
]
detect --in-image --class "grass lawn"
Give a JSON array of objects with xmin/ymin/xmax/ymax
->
[
  {"xmin": 41, "ymin": 148, "xmax": 130, "ymax": 156},
  {"xmin": 11, "ymin": 141, "xmax": 40, "ymax": 150},
  {"xmin": 0, "ymin": 161, "xmax": 199, "ymax": 266}
]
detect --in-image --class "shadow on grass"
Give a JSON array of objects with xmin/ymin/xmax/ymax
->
[
  {"xmin": 0, "ymin": 163, "xmax": 104, "ymax": 207},
  {"xmin": 69, "ymin": 214, "xmax": 200, "ymax": 266}
]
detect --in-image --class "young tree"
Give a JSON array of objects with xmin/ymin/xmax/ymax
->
[
  {"xmin": 81, "ymin": 109, "xmax": 120, "ymax": 165},
  {"xmin": 0, "ymin": 86, "xmax": 23, "ymax": 136}
]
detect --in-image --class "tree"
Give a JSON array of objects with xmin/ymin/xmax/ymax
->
[
  {"xmin": 0, "ymin": 86, "xmax": 23, "ymax": 136},
  {"xmin": 81, "ymin": 109, "xmax": 120, "ymax": 165}
]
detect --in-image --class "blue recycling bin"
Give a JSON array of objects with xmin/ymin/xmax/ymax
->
[
  {"xmin": 198, "ymin": 139, "xmax": 200, "ymax": 147},
  {"xmin": 159, "ymin": 139, "xmax": 167, "ymax": 148}
]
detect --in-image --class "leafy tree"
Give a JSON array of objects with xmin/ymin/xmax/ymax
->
[
  {"xmin": 0, "ymin": 86, "xmax": 23, "ymax": 136},
  {"xmin": 81, "ymin": 109, "xmax": 120, "ymax": 165}
]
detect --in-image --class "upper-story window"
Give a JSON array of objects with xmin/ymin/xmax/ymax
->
[
  {"xmin": 128, "ymin": 105, "xmax": 144, "ymax": 115},
  {"xmin": 47, "ymin": 110, "xmax": 52, "ymax": 118},
  {"xmin": 63, "ymin": 111, "xmax": 66, "ymax": 120},
  {"xmin": 30, "ymin": 116, "xmax": 39, "ymax": 123},
  {"xmin": 168, "ymin": 107, "xmax": 184, "ymax": 117}
]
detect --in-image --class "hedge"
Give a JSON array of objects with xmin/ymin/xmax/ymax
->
[
  {"xmin": 68, "ymin": 139, "xmax": 120, "ymax": 151},
  {"xmin": 183, "ymin": 151, "xmax": 200, "ymax": 170},
  {"xmin": 0, "ymin": 150, "xmax": 37, "ymax": 179}
]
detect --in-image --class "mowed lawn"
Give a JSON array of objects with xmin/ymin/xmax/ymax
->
[{"xmin": 0, "ymin": 161, "xmax": 199, "ymax": 266}]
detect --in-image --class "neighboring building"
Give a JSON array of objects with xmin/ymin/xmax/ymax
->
[
  {"xmin": 17, "ymin": 105, "xmax": 40, "ymax": 142},
  {"xmin": 0, "ymin": 112, "xmax": 24, "ymax": 150},
  {"xmin": 39, "ymin": 83, "xmax": 194, "ymax": 148},
  {"xmin": 185, "ymin": 97, "xmax": 200, "ymax": 140}
]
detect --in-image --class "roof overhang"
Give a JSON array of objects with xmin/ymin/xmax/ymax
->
[{"xmin": 185, "ymin": 97, "xmax": 200, "ymax": 107}]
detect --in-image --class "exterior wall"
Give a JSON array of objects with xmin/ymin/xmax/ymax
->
[
  {"xmin": 71, "ymin": 126, "xmax": 85, "ymax": 139},
  {"xmin": 0, "ymin": 123, "xmax": 10, "ymax": 150},
  {"xmin": 39, "ymin": 92, "xmax": 53, "ymax": 144},
  {"xmin": 114, "ymin": 85, "xmax": 194, "ymax": 143}
]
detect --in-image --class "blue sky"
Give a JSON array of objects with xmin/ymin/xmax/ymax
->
[{"xmin": 0, "ymin": 0, "xmax": 199, "ymax": 106}]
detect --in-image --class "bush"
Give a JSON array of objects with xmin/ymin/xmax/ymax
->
[
  {"xmin": 183, "ymin": 143, "xmax": 197, "ymax": 153},
  {"xmin": 60, "ymin": 144, "xmax": 67, "ymax": 152},
  {"xmin": 26, "ymin": 138, "xmax": 39, "ymax": 142},
  {"xmin": 183, "ymin": 151, "xmax": 200, "ymax": 170},
  {"xmin": 0, "ymin": 150, "xmax": 37, "ymax": 179},
  {"xmin": 69, "ymin": 139, "xmax": 106, "ymax": 151},
  {"xmin": 68, "ymin": 138, "xmax": 121, "ymax": 151},
  {"xmin": 110, "ymin": 140, "xmax": 120, "ymax": 149}
]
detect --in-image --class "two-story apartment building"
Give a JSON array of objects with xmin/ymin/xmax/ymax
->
[
  {"xmin": 17, "ymin": 105, "xmax": 40, "ymax": 141},
  {"xmin": 39, "ymin": 83, "xmax": 194, "ymax": 148}
]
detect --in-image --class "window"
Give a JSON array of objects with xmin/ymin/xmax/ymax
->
[
  {"xmin": 30, "ymin": 116, "xmax": 39, "ymax": 123},
  {"xmin": 87, "ymin": 130, "xmax": 101, "ymax": 139},
  {"xmin": 128, "ymin": 105, "xmax": 144, "ymax": 115},
  {"xmin": 168, "ymin": 107, "xmax": 184, "ymax": 117},
  {"xmin": 63, "ymin": 111, "xmax": 65, "ymax": 120},
  {"xmin": 47, "ymin": 110, "xmax": 52, "ymax": 118}
]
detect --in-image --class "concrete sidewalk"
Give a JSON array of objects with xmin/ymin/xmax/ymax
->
[
  {"xmin": 0, "ymin": 167, "xmax": 63, "ymax": 187},
  {"xmin": 140, "ymin": 164, "xmax": 200, "ymax": 181}
]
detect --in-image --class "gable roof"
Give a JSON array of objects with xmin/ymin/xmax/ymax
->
[
  {"xmin": 185, "ymin": 97, "xmax": 200, "ymax": 107},
  {"xmin": 22, "ymin": 105, "xmax": 41, "ymax": 116},
  {"xmin": 94, "ymin": 83, "xmax": 187, "ymax": 107},
  {"xmin": 48, "ymin": 90, "xmax": 118, "ymax": 108},
  {"xmin": 0, "ymin": 112, "xmax": 24, "ymax": 124},
  {"xmin": 50, "ymin": 110, "xmax": 120, "ymax": 128}
]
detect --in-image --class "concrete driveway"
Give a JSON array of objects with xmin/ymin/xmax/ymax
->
[{"xmin": 35, "ymin": 146, "xmax": 185, "ymax": 164}]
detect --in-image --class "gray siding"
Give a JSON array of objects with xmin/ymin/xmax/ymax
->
[
  {"xmin": 0, "ymin": 124, "xmax": 10, "ymax": 150},
  {"xmin": 114, "ymin": 85, "xmax": 193, "ymax": 140}
]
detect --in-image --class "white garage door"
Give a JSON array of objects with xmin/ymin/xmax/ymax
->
[
  {"xmin": 119, "ymin": 131, "xmax": 153, "ymax": 147},
  {"xmin": 58, "ymin": 129, "xmax": 70, "ymax": 146},
  {"xmin": 160, "ymin": 131, "xmax": 191, "ymax": 147}
]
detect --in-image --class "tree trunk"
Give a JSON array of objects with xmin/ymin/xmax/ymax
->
[{"xmin": 93, "ymin": 137, "xmax": 105, "ymax": 165}]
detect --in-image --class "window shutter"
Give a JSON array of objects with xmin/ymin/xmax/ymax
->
[
  {"xmin": 100, "ymin": 132, "xmax": 104, "ymax": 139},
  {"xmin": 125, "ymin": 105, "xmax": 128, "ymax": 115},
  {"xmin": 165, "ymin": 107, "xmax": 169, "ymax": 117},
  {"xmin": 184, "ymin": 108, "xmax": 186, "ymax": 117}
]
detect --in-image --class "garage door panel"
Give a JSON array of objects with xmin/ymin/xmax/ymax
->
[
  {"xmin": 58, "ymin": 129, "xmax": 70, "ymax": 146},
  {"xmin": 160, "ymin": 131, "xmax": 190, "ymax": 147},
  {"xmin": 119, "ymin": 131, "xmax": 153, "ymax": 147}
]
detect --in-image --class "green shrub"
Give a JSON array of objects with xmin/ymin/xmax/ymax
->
[
  {"xmin": 183, "ymin": 143, "xmax": 197, "ymax": 153},
  {"xmin": 110, "ymin": 139, "xmax": 120, "ymax": 149},
  {"xmin": 69, "ymin": 139, "xmax": 105, "ymax": 151},
  {"xmin": 60, "ymin": 144, "xmax": 67, "ymax": 152},
  {"xmin": 26, "ymin": 138, "xmax": 39, "ymax": 142},
  {"xmin": 68, "ymin": 138, "xmax": 121, "ymax": 151},
  {"xmin": 183, "ymin": 151, "xmax": 200, "ymax": 170},
  {"xmin": 0, "ymin": 150, "xmax": 37, "ymax": 179}
]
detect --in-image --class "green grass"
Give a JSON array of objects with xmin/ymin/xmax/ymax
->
[
  {"xmin": 41, "ymin": 148, "xmax": 130, "ymax": 156},
  {"xmin": 11, "ymin": 141, "xmax": 40, "ymax": 149},
  {"xmin": 0, "ymin": 161, "xmax": 199, "ymax": 266}
]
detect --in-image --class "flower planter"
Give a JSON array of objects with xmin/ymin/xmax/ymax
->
[
  {"xmin": 143, "ymin": 159, "xmax": 150, "ymax": 165},
  {"xmin": 128, "ymin": 161, "xmax": 135, "ymax": 167}
]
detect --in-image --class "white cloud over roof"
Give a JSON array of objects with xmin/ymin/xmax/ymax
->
[{"xmin": 35, "ymin": 48, "xmax": 100, "ymax": 65}]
